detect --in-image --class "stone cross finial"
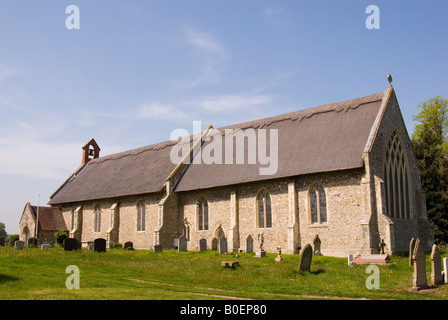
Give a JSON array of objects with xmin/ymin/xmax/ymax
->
[{"xmin": 387, "ymin": 74, "xmax": 393, "ymax": 85}]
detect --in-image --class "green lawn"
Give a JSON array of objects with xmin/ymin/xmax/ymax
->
[{"xmin": 0, "ymin": 246, "xmax": 447, "ymax": 300}]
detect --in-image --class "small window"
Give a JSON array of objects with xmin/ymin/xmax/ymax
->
[
  {"xmin": 257, "ymin": 189, "xmax": 272, "ymax": 228},
  {"xmin": 309, "ymin": 182, "xmax": 327, "ymax": 225},
  {"xmin": 137, "ymin": 201, "xmax": 145, "ymax": 231},
  {"xmin": 94, "ymin": 206, "xmax": 101, "ymax": 232},
  {"xmin": 197, "ymin": 196, "xmax": 209, "ymax": 231}
]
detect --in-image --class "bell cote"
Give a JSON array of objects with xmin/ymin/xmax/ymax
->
[{"xmin": 82, "ymin": 138, "xmax": 101, "ymax": 165}]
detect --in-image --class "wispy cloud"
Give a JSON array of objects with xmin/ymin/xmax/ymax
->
[
  {"xmin": 195, "ymin": 94, "xmax": 271, "ymax": 112},
  {"xmin": 183, "ymin": 26, "xmax": 226, "ymax": 57},
  {"xmin": 138, "ymin": 102, "xmax": 188, "ymax": 121}
]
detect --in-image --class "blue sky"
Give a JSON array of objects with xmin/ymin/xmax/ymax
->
[{"xmin": 1, "ymin": 0, "xmax": 447, "ymax": 234}]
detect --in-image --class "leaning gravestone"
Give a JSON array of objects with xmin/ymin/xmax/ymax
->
[
  {"xmin": 199, "ymin": 238, "xmax": 207, "ymax": 251},
  {"xmin": 94, "ymin": 238, "xmax": 107, "ymax": 253},
  {"xmin": 124, "ymin": 241, "xmax": 134, "ymax": 250},
  {"xmin": 178, "ymin": 235, "xmax": 187, "ymax": 252},
  {"xmin": 14, "ymin": 240, "xmax": 24, "ymax": 249},
  {"xmin": 245, "ymin": 235, "xmax": 253, "ymax": 253},
  {"xmin": 431, "ymin": 244, "xmax": 443, "ymax": 286},
  {"xmin": 410, "ymin": 239, "xmax": 429, "ymax": 291},
  {"xmin": 298, "ymin": 243, "xmax": 313, "ymax": 272},
  {"xmin": 409, "ymin": 238, "xmax": 416, "ymax": 266},
  {"xmin": 219, "ymin": 237, "xmax": 227, "ymax": 254},
  {"xmin": 64, "ymin": 238, "xmax": 78, "ymax": 251}
]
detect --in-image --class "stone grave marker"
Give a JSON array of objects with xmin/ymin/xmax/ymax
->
[
  {"xmin": 178, "ymin": 235, "xmax": 187, "ymax": 252},
  {"xmin": 219, "ymin": 237, "xmax": 227, "ymax": 254},
  {"xmin": 245, "ymin": 235, "xmax": 253, "ymax": 253},
  {"xmin": 410, "ymin": 239, "xmax": 429, "ymax": 291},
  {"xmin": 0, "ymin": 237, "xmax": 5, "ymax": 246},
  {"xmin": 348, "ymin": 254, "xmax": 354, "ymax": 265},
  {"xmin": 199, "ymin": 238, "xmax": 207, "ymax": 251},
  {"xmin": 63, "ymin": 238, "xmax": 78, "ymax": 251},
  {"xmin": 14, "ymin": 240, "xmax": 24, "ymax": 249},
  {"xmin": 430, "ymin": 244, "xmax": 443, "ymax": 286},
  {"xmin": 313, "ymin": 234, "xmax": 321, "ymax": 255},
  {"xmin": 443, "ymin": 257, "xmax": 448, "ymax": 284},
  {"xmin": 298, "ymin": 243, "xmax": 313, "ymax": 272},
  {"xmin": 409, "ymin": 238, "xmax": 416, "ymax": 266},
  {"xmin": 94, "ymin": 238, "xmax": 107, "ymax": 253},
  {"xmin": 124, "ymin": 241, "xmax": 134, "ymax": 250},
  {"xmin": 353, "ymin": 254, "xmax": 391, "ymax": 265},
  {"xmin": 41, "ymin": 244, "xmax": 51, "ymax": 250},
  {"xmin": 88, "ymin": 243, "xmax": 94, "ymax": 250},
  {"xmin": 153, "ymin": 245, "xmax": 163, "ymax": 253}
]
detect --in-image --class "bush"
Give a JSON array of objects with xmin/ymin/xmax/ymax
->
[
  {"xmin": 112, "ymin": 243, "xmax": 123, "ymax": 249},
  {"xmin": 54, "ymin": 230, "xmax": 68, "ymax": 245},
  {"xmin": 7, "ymin": 234, "xmax": 19, "ymax": 246}
]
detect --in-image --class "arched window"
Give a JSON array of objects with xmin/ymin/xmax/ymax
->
[
  {"xmin": 197, "ymin": 196, "xmax": 209, "ymax": 231},
  {"xmin": 257, "ymin": 189, "xmax": 272, "ymax": 228},
  {"xmin": 94, "ymin": 206, "xmax": 101, "ymax": 232},
  {"xmin": 384, "ymin": 131, "xmax": 411, "ymax": 219},
  {"xmin": 137, "ymin": 201, "xmax": 146, "ymax": 231},
  {"xmin": 309, "ymin": 182, "xmax": 327, "ymax": 224}
]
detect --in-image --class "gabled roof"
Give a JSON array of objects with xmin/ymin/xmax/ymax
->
[
  {"xmin": 49, "ymin": 89, "xmax": 388, "ymax": 204},
  {"xmin": 24, "ymin": 203, "xmax": 68, "ymax": 231},
  {"xmin": 175, "ymin": 90, "xmax": 387, "ymax": 191}
]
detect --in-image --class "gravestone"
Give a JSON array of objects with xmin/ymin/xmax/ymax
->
[
  {"xmin": 0, "ymin": 237, "xmax": 5, "ymax": 246},
  {"xmin": 219, "ymin": 237, "xmax": 227, "ymax": 254},
  {"xmin": 298, "ymin": 243, "xmax": 313, "ymax": 272},
  {"xmin": 41, "ymin": 244, "xmax": 51, "ymax": 250},
  {"xmin": 94, "ymin": 238, "xmax": 106, "ymax": 253},
  {"xmin": 348, "ymin": 254, "xmax": 354, "ymax": 265},
  {"xmin": 313, "ymin": 234, "xmax": 321, "ymax": 255},
  {"xmin": 275, "ymin": 247, "xmax": 283, "ymax": 262},
  {"xmin": 245, "ymin": 235, "xmax": 253, "ymax": 253},
  {"xmin": 63, "ymin": 238, "xmax": 78, "ymax": 251},
  {"xmin": 410, "ymin": 239, "xmax": 429, "ymax": 291},
  {"xmin": 199, "ymin": 238, "xmax": 207, "ymax": 251},
  {"xmin": 211, "ymin": 238, "xmax": 218, "ymax": 251},
  {"xmin": 430, "ymin": 244, "xmax": 443, "ymax": 286},
  {"xmin": 378, "ymin": 239, "xmax": 386, "ymax": 254},
  {"xmin": 254, "ymin": 233, "xmax": 265, "ymax": 258},
  {"xmin": 173, "ymin": 238, "xmax": 179, "ymax": 249},
  {"xmin": 14, "ymin": 240, "xmax": 24, "ymax": 249},
  {"xmin": 178, "ymin": 235, "xmax": 187, "ymax": 252},
  {"xmin": 409, "ymin": 238, "xmax": 416, "ymax": 266},
  {"xmin": 443, "ymin": 257, "xmax": 448, "ymax": 284},
  {"xmin": 88, "ymin": 243, "xmax": 94, "ymax": 250},
  {"xmin": 353, "ymin": 254, "xmax": 391, "ymax": 265},
  {"xmin": 153, "ymin": 245, "xmax": 163, "ymax": 253},
  {"xmin": 124, "ymin": 241, "xmax": 134, "ymax": 250}
]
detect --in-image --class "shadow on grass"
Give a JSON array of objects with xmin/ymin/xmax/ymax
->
[{"xmin": 0, "ymin": 274, "xmax": 19, "ymax": 284}]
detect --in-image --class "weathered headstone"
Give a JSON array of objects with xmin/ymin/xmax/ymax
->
[
  {"xmin": 409, "ymin": 238, "xmax": 416, "ymax": 266},
  {"xmin": 378, "ymin": 239, "xmax": 386, "ymax": 254},
  {"xmin": 348, "ymin": 254, "xmax": 354, "ymax": 265},
  {"xmin": 430, "ymin": 244, "xmax": 443, "ymax": 286},
  {"xmin": 221, "ymin": 261, "xmax": 239, "ymax": 268},
  {"xmin": 245, "ymin": 235, "xmax": 253, "ymax": 253},
  {"xmin": 178, "ymin": 235, "xmax": 187, "ymax": 252},
  {"xmin": 14, "ymin": 240, "xmax": 24, "ymax": 249},
  {"xmin": 88, "ymin": 243, "xmax": 94, "ymax": 250},
  {"xmin": 94, "ymin": 238, "xmax": 106, "ymax": 253},
  {"xmin": 298, "ymin": 243, "xmax": 313, "ymax": 272},
  {"xmin": 254, "ymin": 251, "xmax": 266, "ymax": 258},
  {"xmin": 199, "ymin": 238, "xmax": 207, "ymax": 251},
  {"xmin": 410, "ymin": 239, "xmax": 429, "ymax": 291},
  {"xmin": 443, "ymin": 257, "xmax": 448, "ymax": 284},
  {"xmin": 124, "ymin": 241, "xmax": 134, "ymax": 250},
  {"xmin": 0, "ymin": 236, "xmax": 6, "ymax": 246},
  {"xmin": 313, "ymin": 234, "xmax": 321, "ymax": 255},
  {"xmin": 63, "ymin": 238, "xmax": 78, "ymax": 251},
  {"xmin": 219, "ymin": 237, "xmax": 227, "ymax": 254},
  {"xmin": 153, "ymin": 245, "xmax": 163, "ymax": 253},
  {"xmin": 41, "ymin": 244, "xmax": 51, "ymax": 250}
]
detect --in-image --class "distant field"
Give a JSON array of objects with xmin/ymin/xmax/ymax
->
[{"xmin": 0, "ymin": 246, "xmax": 447, "ymax": 300}]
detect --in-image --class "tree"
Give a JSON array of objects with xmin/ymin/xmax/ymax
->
[
  {"xmin": 411, "ymin": 96, "xmax": 448, "ymax": 244},
  {"xmin": 0, "ymin": 222, "xmax": 7, "ymax": 238}
]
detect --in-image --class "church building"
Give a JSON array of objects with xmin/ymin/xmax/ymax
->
[{"xmin": 44, "ymin": 83, "xmax": 434, "ymax": 256}]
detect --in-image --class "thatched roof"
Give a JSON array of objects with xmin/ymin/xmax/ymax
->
[{"xmin": 49, "ymin": 90, "xmax": 386, "ymax": 204}]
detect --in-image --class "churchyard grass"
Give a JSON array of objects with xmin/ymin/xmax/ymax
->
[{"xmin": 0, "ymin": 246, "xmax": 447, "ymax": 300}]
